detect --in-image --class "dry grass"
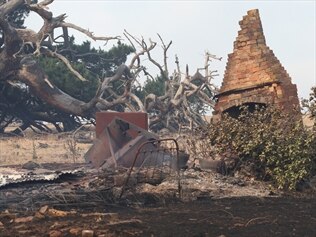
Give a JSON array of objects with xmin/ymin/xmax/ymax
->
[
  {"xmin": 0, "ymin": 128, "xmax": 92, "ymax": 166},
  {"xmin": 0, "ymin": 114, "xmax": 314, "ymax": 167}
]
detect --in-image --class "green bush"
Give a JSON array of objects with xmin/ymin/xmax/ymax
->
[{"xmin": 206, "ymin": 105, "xmax": 316, "ymax": 190}]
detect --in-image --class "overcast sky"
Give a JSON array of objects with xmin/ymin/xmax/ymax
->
[{"xmin": 25, "ymin": 0, "xmax": 316, "ymax": 99}]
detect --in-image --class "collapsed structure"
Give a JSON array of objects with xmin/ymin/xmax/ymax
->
[
  {"xmin": 85, "ymin": 9, "xmax": 301, "ymax": 186},
  {"xmin": 214, "ymin": 9, "xmax": 300, "ymax": 118}
]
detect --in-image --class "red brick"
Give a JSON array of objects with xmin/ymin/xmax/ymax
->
[{"xmin": 214, "ymin": 9, "xmax": 300, "ymax": 115}]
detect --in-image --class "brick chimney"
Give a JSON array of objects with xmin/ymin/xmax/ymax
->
[{"xmin": 214, "ymin": 9, "xmax": 300, "ymax": 117}]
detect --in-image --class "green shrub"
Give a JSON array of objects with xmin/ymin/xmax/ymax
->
[{"xmin": 206, "ymin": 105, "xmax": 316, "ymax": 190}]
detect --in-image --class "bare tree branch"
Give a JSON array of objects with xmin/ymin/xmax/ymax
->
[
  {"xmin": 0, "ymin": 1, "xmax": 220, "ymax": 132},
  {"xmin": 60, "ymin": 22, "xmax": 120, "ymax": 42},
  {"xmin": 41, "ymin": 48, "xmax": 87, "ymax": 81},
  {"xmin": 157, "ymin": 33, "xmax": 172, "ymax": 77}
]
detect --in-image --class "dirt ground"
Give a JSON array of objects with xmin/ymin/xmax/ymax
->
[
  {"xmin": 0, "ymin": 172, "xmax": 315, "ymax": 237},
  {"xmin": 0, "ymin": 128, "xmax": 316, "ymax": 237},
  {"xmin": 1, "ymin": 194, "xmax": 315, "ymax": 237}
]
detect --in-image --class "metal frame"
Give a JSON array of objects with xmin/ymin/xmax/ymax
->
[{"xmin": 119, "ymin": 138, "xmax": 181, "ymax": 199}]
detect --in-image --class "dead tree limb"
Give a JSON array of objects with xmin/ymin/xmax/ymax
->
[{"xmin": 0, "ymin": 0, "xmax": 220, "ymax": 133}]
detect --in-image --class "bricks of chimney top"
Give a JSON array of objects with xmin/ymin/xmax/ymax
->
[{"xmin": 214, "ymin": 9, "xmax": 300, "ymax": 115}]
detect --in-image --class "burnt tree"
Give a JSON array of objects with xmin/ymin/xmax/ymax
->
[{"xmin": 0, "ymin": 0, "xmax": 219, "ymax": 133}]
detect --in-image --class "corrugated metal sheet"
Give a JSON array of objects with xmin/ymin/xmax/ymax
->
[{"xmin": 0, "ymin": 166, "xmax": 84, "ymax": 188}]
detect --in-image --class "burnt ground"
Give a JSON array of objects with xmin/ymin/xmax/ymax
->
[{"xmin": 0, "ymin": 163, "xmax": 315, "ymax": 237}]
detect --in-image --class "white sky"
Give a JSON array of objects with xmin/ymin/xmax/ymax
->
[{"xmin": 25, "ymin": 0, "xmax": 316, "ymax": 99}]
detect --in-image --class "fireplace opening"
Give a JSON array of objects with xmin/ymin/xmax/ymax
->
[{"xmin": 223, "ymin": 102, "xmax": 266, "ymax": 119}]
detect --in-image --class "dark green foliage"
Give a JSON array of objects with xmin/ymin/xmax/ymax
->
[
  {"xmin": 135, "ymin": 75, "xmax": 166, "ymax": 101},
  {"xmin": 143, "ymin": 76, "xmax": 166, "ymax": 97},
  {"xmin": 38, "ymin": 56, "xmax": 98, "ymax": 102},
  {"xmin": 63, "ymin": 39, "xmax": 134, "ymax": 76},
  {"xmin": 0, "ymin": 38, "xmax": 134, "ymax": 132},
  {"xmin": 205, "ymin": 106, "xmax": 316, "ymax": 190},
  {"xmin": 39, "ymin": 40, "xmax": 134, "ymax": 103}
]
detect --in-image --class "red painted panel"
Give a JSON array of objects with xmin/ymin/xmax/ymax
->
[{"xmin": 95, "ymin": 112, "xmax": 148, "ymax": 138}]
